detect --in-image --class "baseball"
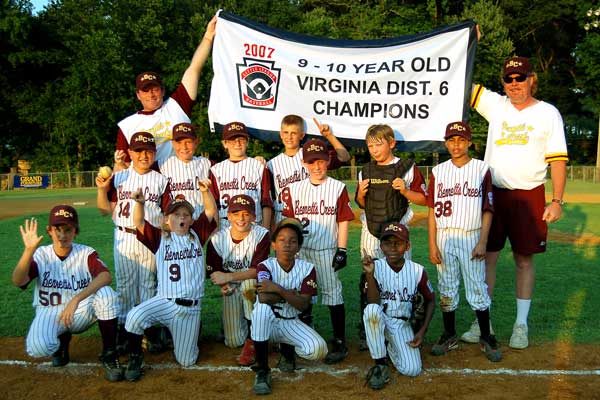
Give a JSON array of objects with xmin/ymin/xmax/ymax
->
[{"xmin": 98, "ymin": 166, "xmax": 112, "ymax": 180}]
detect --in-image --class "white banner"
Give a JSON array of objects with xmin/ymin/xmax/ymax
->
[{"xmin": 209, "ymin": 11, "xmax": 477, "ymax": 151}]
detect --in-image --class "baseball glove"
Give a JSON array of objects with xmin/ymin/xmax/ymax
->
[
  {"xmin": 409, "ymin": 293, "xmax": 426, "ymax": 334},
  {"xmin": 332, "ymin": 247, "xmax": 347, "ymax": 272}
]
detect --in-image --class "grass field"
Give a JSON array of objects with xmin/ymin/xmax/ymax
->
[{"xmin": 0, "ymin": 185, "xmax": 598, "ymax": 346}]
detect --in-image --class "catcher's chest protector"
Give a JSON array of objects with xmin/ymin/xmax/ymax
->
[{"xmin": 362, "ymin": 159, "xmax": 413, "ymax": 237}]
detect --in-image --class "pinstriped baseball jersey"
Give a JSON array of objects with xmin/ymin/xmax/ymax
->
[
  {"xmin": 158, "ymin": 155, "xmax": 212, "ymax": 219},
  {"xmin": 372, "ymin": 258, "xmax": 434, "ymax": 319},
  {"xmin": 206, "ymin": 224, "xmax": 270, "ymax": 275},
  {"xmin": 137, "ymin": 216, "xmax": 214, "ymax": 299},
  {"xmin": 281, "ymin": 177, "xmax": 354, "ymax": 250},
  {"xmin": 28, "ymin": 244, "xmax": 109, "ymax": 308},
  {"xmin": 256, "ymin": 258, "xmax": 317, "ymax": 319},
  {"xmin": 210, "ymin": 158, "xmax": 273, "ymax": 224},
  {"xmin": 267, "ymin": 149, "xmax": 344, "ymax": 223},
  {"xmin": 427, "ymin": 159, "xmax": 494, "ymax": 230},
  {"xmin": 109, "ymin": 167, "xmax": 171, "ymax": 228},
  {"xmin": 117, "ymin": 84, "xmax": 194, "ymax": 164},
  {"xmin": 267, "ymin": 151, "xmax": 308, "ymax": 222}
]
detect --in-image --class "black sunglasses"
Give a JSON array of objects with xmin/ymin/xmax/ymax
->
[{"xmin": 503, "ymin": 74, "xmax": 528, "ymax": 84}]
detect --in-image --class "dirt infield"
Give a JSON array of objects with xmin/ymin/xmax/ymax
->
[{"xmin": 0, "ymin": 337, "xmax": 598, "ymax": 400}]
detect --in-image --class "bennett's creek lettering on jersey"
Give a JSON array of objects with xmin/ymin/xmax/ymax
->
[
  {"xmin": 40, "ymin": 271, "xmax": 91, "ymax": 291},
  {"xmin": 378, "ymin": 286, "xmax": 417, "ymax": 302},
  {"xmin": 437, "ymin": 182, "xmax": 482, "ymax": 198},
  {"xmin": 218, "ymin": 177, "xmax": 259, "ymax": 191},
  {"xmin": 167, "ymin": 177, "xmax": 201, "ymax": 191},
  {"xmin": 275, "ymin": 170, "xmax": 309, "ymax": 189},
  {"xmin": 117, "ymin": 185, "xmax": 161, "ymax": 203},
  {"xmin": 164, "ymin": 243, "xmax": 202, "ymax": 261},
  {"xmin": 224, "ymin": 258, "xmax": 249, "ymax": 271},
  {"xmin": 294, "ymin": 200, "xmax": 336, "ymax": 215}
]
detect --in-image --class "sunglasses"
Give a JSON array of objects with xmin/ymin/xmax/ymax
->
[{"xmin": 503, "ymin": 74, "xmax": 528, "ymax": 83}]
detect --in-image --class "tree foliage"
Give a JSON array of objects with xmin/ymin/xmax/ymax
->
[{"xmin": 0, "ymin": 0, "xmax": 597, "ymax": 171}]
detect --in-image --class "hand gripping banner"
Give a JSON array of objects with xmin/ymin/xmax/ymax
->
[{"xmin": 209, "ymin": 10, "xmax": 477, "ymax": 151}]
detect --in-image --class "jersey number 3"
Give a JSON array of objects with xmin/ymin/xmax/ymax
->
[{"xmin": 434, "ymin": 200, "xmax": 453, "ymax": 217}]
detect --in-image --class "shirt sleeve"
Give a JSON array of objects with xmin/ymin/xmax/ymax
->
[
  {"xmin": 206, "ymin": 240, "xmax": 223, "ymax": 275},
  {"xmin": 209, "ymin": 170, "xmax": 221, "ymax": 211},
  {"xmin": 87, "ymin": 252, "xmax": 110, "ymax": 277},
  {"xmin": 250, "ymin": 233, "xmax": 271, "ymax": 269},
  {"xmin": 327, "ymin": 149, "xmax": 344, "ymax": 170},
  {"xmin": 426, "ymin": 173, "xmax": 436, "ymax": 208},
  {"xmin": 260, "ymin": 166, "xmax": 274, "ymax": 208},
  {"xmin": 107, "ymin": 176, "xmax": 117, "ymax": 203},
  {"xmin": 336, "ymin": 187, "xmax": 355, "ymax": 222},
  {"xmin": 481, "ymin": 169, "xmax": 494, "ymax": 214},
  {"xmin": 256, "ymin": 262, "xmax": 272, "ymax": 283},
  {"xmin": 19, "ymin": 260, "xmax": 39, "ymax": 290},
  {"xmin": 299, "ymin": 266, "xmax": 318, "ymax": 296},
  {"xmin": 160, "ymin": 185, "xmax": 172, "ymax": 212},
  {"xmin": 191, "ymin": 213, "xmax": 218, "ymax": 246},
  {"xmin": 417, "ymin": 269, "xmax": 435, "ymax": 302},
  {"xmin": 170, "ymin": 83, "xmax": 194, "ymax": 116},
  {"xmin": 409, "ymin": 164, "xmax": 427, "ymax": 195},
  {"xmin": 136, "ymin": 221, "xmax": 161, "ymax": 253}
]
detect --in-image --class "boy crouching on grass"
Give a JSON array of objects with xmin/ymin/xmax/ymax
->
[
  {"xmin": 361, "ymin": 222, "xmax": 435, "ymax": 390},
  {"xmin": 12, "ymin": 205, "xmax": 123, "ymax": 382}
]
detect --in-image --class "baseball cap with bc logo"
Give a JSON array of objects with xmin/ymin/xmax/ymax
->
[
  {"xmin": 222, "ymin": 122, "xmax": 250, "ymax": 140},
  {"xmin": 172, "ymin": 123, "xmax": 197, "ymax": 141},
  {"xmin": 380, "ymin": 221, "xmax": 410, "ymax": 242},
  {"xmin": 502, "ymin": 57, "xmax": 532, "ymax": 78},
  {"xmin": 136, "ymin": 71, "xmax": 163, "ymax": 91},
  {"xmin": 302, "ymin": 138, "xmax": 329, "ymax": 164},
  {"xmin": 49, "ymin": 205, "xmax": 79, "ymax": 230},
  {"xmin": 228, "ymin": 194, "xmax": 256, "ymax": 215},
  {"xmin": 165, "ymin": 195, "xmax": 195, "ymax": 216},
  {"xmin": 444, "ymin": 121, "xmax": 472, "ymax": 141},
  {"xmin": 129, "ymin": 131, "xmax": 156, "ymax": 152}
]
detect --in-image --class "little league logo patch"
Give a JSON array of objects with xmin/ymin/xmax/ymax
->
[{"xmin": 237, "ymin": 58, "xmax": 281, "ymax": 111}]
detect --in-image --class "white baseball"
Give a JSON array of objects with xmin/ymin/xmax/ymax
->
[{"xmin": 99, "ymin": 166, "xmax": 112, "ymax": 180}]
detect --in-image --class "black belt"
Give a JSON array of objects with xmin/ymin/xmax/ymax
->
[
  {"xmin": 168, "ymin": 298, "xmax": 199, "ymax": 307},
  {"xmin": 271, "ymin": 305, "xmax": 296, "ymax": 320},
  {"xmin": 117, "ymin": 226, "xmax": 137, "ymax": 234},
  {"xmin": 391, "ymin": 316, "xmax": 408, "ymax": 321}
]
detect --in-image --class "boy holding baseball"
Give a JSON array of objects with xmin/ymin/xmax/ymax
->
[
  {"xmin": 427, "ymin": 121, "xmax": 500, "ymax": 362},
  {"xmin": 12, "ymin": 205, "xmax": 123, "ymax": 382},
  {"xmin": 206, "ymin": 194, "xmax": 271, "ymax": 366},
  {"xmin": 96, "ymin": 131, "xmax": 172, "ymax": 353}
]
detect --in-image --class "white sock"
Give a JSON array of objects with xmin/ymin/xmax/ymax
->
[{"xmin": 516, "ymin": 299, "xmax": 531, "ymax": 326}]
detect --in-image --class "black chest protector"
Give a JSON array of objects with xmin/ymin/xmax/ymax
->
[{"xmin": 362, "ymin": 159, "xmax": 414, "ymax": 238}]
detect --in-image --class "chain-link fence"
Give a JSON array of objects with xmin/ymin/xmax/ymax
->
[{"xmin": 1, "ymin": 165, "xmax": 599, "ymax": 190}]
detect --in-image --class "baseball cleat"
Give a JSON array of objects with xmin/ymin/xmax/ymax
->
[
  {"xmin": 253, "ymin": 369, "xmax": 272, "ymax": 395},
  {"xmin": 125, "ymin": 353, "xmax": 144, "ymax": 381},
  {"xmin": 431, "ymin": 332, "xmax": 458, "ymax": 356},
  {"xmin": 365, "ymin": 364, "xmax": 390, "ymax": 390},
  {"xmin": 509, "ymin": 323, "xmax": 529, "ymax": 349},
  {"xmin": 324, "ymin": 338, "xmax": 348, "ymax": 364},
  {"xmin": 460, "ymin": 319, "xmax": 495, "ymax": 344},
  {"xmin": 100, "ymin": 350, "xmax": 124, "ymax": 382},
  {"xmin": 52, "ymin": 332, "xmax": 72, "ymax": 367},
  {"xmin": 479, "ymin": 335, "xmax": 502, "ymax": 362}
]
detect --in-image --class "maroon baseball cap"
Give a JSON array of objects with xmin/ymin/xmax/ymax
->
[
  {"xmin": 129, "ymin": 131, "xmax": 156, "ymax": 152},
  {"xmin": 444, "ymin": 121, "xmax": 472, "ymax": 141},
  {"xmin": 222, "ymin": 122, "xmax": 249, "ymax": 140},
  {"xmin": 49, "ymin": 205, "xmax": 79, "ymax": 230},
  {"xmin": 380, "ymin": 222, "xmax": 410, "ymax": 242},
  {"xmin": 136, "ymin": 71, "xmax": 163, "ymax": 91},
  {"xmin": 165, "ymin": 195, "xmax": 194, "ymax": 216},
  {"xmin": 271, "ymin": 217, "xmax": 304, "ymax": 247},
  {"xmin": 502, "ymin": 57, "xmax": 532, "ymax": 78},
  {"xmin": 228, "ymin": 194, "xmax": 255, "ymax": 215},
  {"xmin": 302, "ymin": 138, "xmax": 329, "ymax": 164},
  {"xmin": 172, "ymin": 123, "xmax": 197, "ymax": 141}
]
